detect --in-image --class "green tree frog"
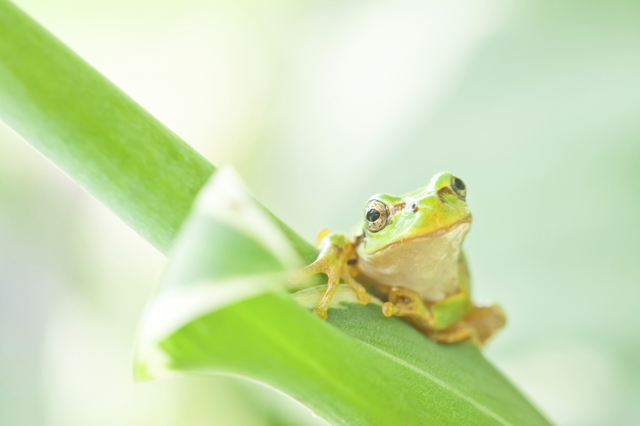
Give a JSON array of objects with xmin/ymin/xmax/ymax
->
[{"xmin": 293, "ymin": 172, "xmax": 505, "ymax": 347}]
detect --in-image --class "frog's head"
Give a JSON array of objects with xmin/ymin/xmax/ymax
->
[{"xmin": 359, "ymin": 172, "xmax": 472, "ymax": 255}]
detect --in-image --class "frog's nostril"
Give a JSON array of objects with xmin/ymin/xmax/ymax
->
[{"xmin": 410, "ymin": 203, "xmax": 419, "ymax": 213}]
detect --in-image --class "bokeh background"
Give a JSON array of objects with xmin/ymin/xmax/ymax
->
[{"xmin": 1, "ymin": 0, "xmax": 639, "ymax": 424}]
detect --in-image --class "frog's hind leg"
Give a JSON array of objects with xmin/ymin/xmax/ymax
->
[
  {"xmin": 291, "ymin": 231, "xmax": 371, "ymax": 320},
  {"xmin": 382, "ymin": 287, "xmax": 470, "ymax": 331},
  {"xmin": 381, "ymin": 287, "xmax": 505, "ymax": 348},
  {"xmin": 463, "ymin": 304, "xmax": 506, "ymax": 347},
  {"xmin": 427, "ymin": 304, "xmax": 506, "ymax": 348},
  {"xmin": 425, "ymin": 323, "xmax": 477, "ymax": 345}
]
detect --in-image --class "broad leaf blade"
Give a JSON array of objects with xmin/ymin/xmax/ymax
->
[
  {"xmin": 136, "ymin": 168, "xmax": 552, "ymax": 426},
  {"xmin": 0, "ymin": 0, "xmax": 214, "ymax": 253}
]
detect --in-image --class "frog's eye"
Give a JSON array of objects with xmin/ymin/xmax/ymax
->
[
  {"xmin": 364, "ymin": 200, "xmax": 389, "ymax": 233},
  {"xmin": 451, "ymin": 176, "xmax": 467, "ymax": 201}
]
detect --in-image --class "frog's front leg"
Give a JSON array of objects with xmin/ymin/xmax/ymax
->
[{"xmin": 291, "ymin": 230, "xmax": 371, "ymax": 319}]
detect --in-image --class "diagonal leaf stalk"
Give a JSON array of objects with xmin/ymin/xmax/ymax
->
[
  {"xmin": 0, "ymin": 0, "xmax": 315, "ymax": 261},
  {"xmin": 0, "ymin": 1, "xmax": 552, "ymax": 425}
]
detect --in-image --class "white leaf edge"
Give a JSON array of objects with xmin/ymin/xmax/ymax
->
[
  {"xmin": 196, "ymin": 165, "xmax": 301, "ymax": 269},
  {"xmin": 135, "ymin": 166, "xmax": 304, "ymax": 380}
]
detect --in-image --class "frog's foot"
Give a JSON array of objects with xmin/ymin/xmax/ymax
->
[
  {"xmin": 462, "ymin": 304, "xmax": 506, "ymax": 348},
  {"xmin": 292, "ymin": 258, "xmax": 370, "ymax": 319},
  {"xmin": 427, "ymin": 304, "xmax": 506, "ymax": 348},
  {"xmin": 291, "ymin": 232, "xmax": 371, "ymax": 320},
  {"xmin": 381, "ymin": 286, "xmax": 432, "ymax": 325},
  {"xmin": 427, "ymin": 326, "xmax": 477, "ymax": 344}
]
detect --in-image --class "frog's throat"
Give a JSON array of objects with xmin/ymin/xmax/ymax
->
[{"xmin": 366, "ymin": 215, "xmax": 472, "ymax": 255}]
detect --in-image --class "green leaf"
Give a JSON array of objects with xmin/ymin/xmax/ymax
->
[
  {"xmin": 135, "ymin": 168, "xmax": 552, "ymax": 426},
  {"xmin": 0, "ymin": 0, "xmax": 213, "ymax": 253},
  {"xmin": 0, "ymin": 0, "xmax": 315, "ymax": 262},
  {"xmin": 0, "ymin": 1, "xmax": 551, "ymax": 425}
]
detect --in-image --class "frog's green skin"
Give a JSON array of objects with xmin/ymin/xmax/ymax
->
[{"xmin": 294, "ymin": 172, "xmax": 505, "ymax": 347}]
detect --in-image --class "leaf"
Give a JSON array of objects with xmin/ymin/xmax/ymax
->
[
  {"xmin": 0, "ymin": 0, "xmax": 315, "ymax": 262},
  {"xmin": 135, "ymin": 168, "xmax": 552, "ymax": 426},
  {"xmin": 0, "ymin": 2, "xmax": 552, "ymax": 424}
]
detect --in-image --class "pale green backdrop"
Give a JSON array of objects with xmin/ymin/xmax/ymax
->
[{"xmin": 1, "ymin": 0, "xmax": 639, "ymax": 425}]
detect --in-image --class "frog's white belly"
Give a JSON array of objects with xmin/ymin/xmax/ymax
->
[{"xmin": 356, "ymin": 223, "xmax": 470, "ymax": 302}]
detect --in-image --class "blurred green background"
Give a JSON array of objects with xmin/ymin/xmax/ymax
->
[{"xmin": 1, "ymin": 0, "xmax": 639, "ymax": 424}]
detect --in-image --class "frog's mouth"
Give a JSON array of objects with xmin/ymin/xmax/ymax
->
[{"xmin": 368, "ymin": 215, "xmax": 472, "ymax": 255}]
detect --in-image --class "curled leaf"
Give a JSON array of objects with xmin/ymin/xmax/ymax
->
[{"xmin": 135, "ymin": 167, "xmax": 552, "ymax": 426}]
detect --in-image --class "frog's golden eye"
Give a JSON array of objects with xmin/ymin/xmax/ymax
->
[
  {"xmin": 364, "ymin": 200, "xmax": 389, "ymax": 232},
  {"xmin": 451, "ymin": 176, "xmax": 467, "ymax": 201}
]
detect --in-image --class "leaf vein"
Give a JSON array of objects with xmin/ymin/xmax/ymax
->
[{"xmin": 359, "ymin": 341, "xmax": 513, "ymax": 426}]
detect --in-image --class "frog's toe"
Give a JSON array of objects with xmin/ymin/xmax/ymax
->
[
  {"xmin": 342, "ymin": 272, "xmax": 371, "ymax": 305},
  {"xmin": 358, "ymin": 292, "xmax": 372, "ymax": 305},
  {"xmin": 382, "ymin": 302, "xmax": 397, "ymax": 317},
  {"xmin": 291, "ymin": 258, "xmax": 329, "ymax": 284},
  {"xmin": 312, "ymin": 306, "xmax": 329, "ymax": 320},
  {"xmin": 381, "ymin": 300, "xmax": 420, "ymax": 317},
  {"xmin": 289, "ymin": 271, "xmax": 304, "ymax": 285}
]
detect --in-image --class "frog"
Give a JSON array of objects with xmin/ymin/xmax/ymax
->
[{"xmin": 292, "ymin": 172, "xmax": 505, "ymax": 347}]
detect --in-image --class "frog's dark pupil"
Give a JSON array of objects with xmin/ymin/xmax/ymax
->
[
  {"xmin": 366, "ymin": 209, "xmax": 380, "ymax": 222},
  {"xmin": 453, "ymin": 177, "xmax": 465, "ymax": 191}
]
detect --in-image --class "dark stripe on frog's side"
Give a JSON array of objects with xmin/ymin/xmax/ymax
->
[
  {"xmin": 437, "ymin": 186, "xmax": 454, "ymax": 203},
  {"xmin": 389, "ymin": 202, "xmax": 406, "ymax": 217}
]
